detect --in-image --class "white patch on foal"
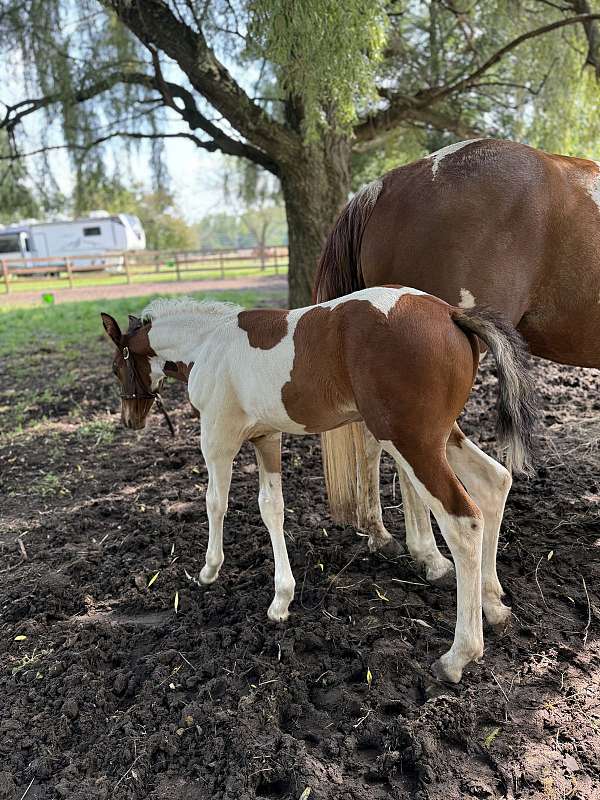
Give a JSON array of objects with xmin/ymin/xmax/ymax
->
[
  {"xmin": 427, "ymin": 139, "xmax": 483, "ymax": 179},
  {"xmin": 458, "ymin": 288, "xmax": 476, "ymax": 309}
]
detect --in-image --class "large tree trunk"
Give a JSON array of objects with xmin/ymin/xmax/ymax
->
[{"xmin": 280, "ymin": 136, "xmax": 351, "ymax": 308}]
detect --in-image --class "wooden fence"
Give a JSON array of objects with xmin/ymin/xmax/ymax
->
[{"xmin": 1, "ymin": 245, "xmax": 289, "ymax": 293}]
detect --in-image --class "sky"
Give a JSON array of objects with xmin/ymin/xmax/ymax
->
[
  {"xmin": 4, "ymin": 24, "xmax": 255, "ymax": 225},
  {"xmin": 26, "ymin": 131, "xmax": 230, "ymax": 223},
  {"xmin": 135, "ymin": 138, "xmax": 228, "ymax": 222}
]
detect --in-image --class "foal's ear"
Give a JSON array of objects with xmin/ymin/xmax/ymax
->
[
  {"xmin": 101, "ymin": 313, "xmax": 122, "ymax": 345},
  {"xmin": 128, "ymin": 314, "xmax": 142, "ymax": 330}
]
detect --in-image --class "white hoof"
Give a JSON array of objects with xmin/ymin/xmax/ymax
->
[
  {"xmin": 425, "ymin": 556, "xmax": 454, "ymax": 584},
  {"xmin": 484, "ymin": 600, "xmax": 512, "ymax": 628},
  {"xmin": 432, "ymin": 643, "xmax": 483, "ymax": 684},
  {"xmin": 199, "ymin": 564, "xmax": 220, "ymax": 585},
  {"xmin": 267, "ymin": 597, "xmax": 291, "ymax": 623}
]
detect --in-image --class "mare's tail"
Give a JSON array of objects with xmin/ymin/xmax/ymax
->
[{"xmin": 314, "ymin": 180, "xmax": 384, "ymax": 526}]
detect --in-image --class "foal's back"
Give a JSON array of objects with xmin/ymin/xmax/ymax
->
[{"xmin": 232, "ymin": 287, "xmax": 477, "ymax": 438}]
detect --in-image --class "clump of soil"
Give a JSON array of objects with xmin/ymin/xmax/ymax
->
[{"xmin": 1, "ymin": 343, "xmax": 599, "ymax": 799}]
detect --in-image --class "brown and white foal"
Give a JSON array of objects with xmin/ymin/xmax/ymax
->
[{"xmin": 102, "ymin": 287, "xmax": 536, "ymax": 683}]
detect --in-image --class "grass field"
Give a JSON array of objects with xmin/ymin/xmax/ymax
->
[{"xmin": 0, "ymin": 288, "xmax": 273, "ymax": 358}]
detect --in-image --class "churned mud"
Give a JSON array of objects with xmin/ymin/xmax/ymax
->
[{"xmin": 1, "ymin": 333, "xmax": 599, "ymax": 799}]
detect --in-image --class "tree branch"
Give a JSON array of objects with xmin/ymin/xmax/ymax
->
[
  {"xmin": 356, "ymin": 12, "xmax": 600, "ymax": 142},
  {"xmin": 1, "ymin": 68, "xmax": 280, "ymax": 175},
  {"xmin": 567, "ymin": 1, "xmax": 600, "ymax": 76},
  {"xmin": 100, "ymin": 0, "xmax": 298, "ymax": 162},
  {"xmin": 0, "ymin": 130, "xmax": 232, "ymax": 161},
  {"xmin": 354, "ymin": 104, "xmax": 484, "ymax": 149},
  {"xmin": 427, "ymin": 12, "xmax": 600, "ymax": 102}
]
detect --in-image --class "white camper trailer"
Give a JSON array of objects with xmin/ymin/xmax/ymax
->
[{"xmin": 0, "ymin": 211, "xmax": 146, "ymax": 267}]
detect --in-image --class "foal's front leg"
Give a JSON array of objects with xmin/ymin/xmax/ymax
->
[
  {"xmin": 252, "ymin": 433, "xmax": 295, "ymax": 622},
  {"xmin": 199, "ymin": 430, "xmax": 239, "ymax": 585}
]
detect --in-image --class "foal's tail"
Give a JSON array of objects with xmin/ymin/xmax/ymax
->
[{"xmin": 451, "ymin": 307, "xmax": 538, "ymax": 474}]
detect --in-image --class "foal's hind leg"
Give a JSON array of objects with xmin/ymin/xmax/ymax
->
[
  {"xmin": 382, "ymin": 442, "xmax": 484, "ymax": 683},
  {"xmin": 446, "ymin": 426, "xmax": 512, "ymax": 627},
  {"xmin": 252, "ymin": 433, "xmax": 295, "ymax": 622},
  {"xmin": 397, "ymin": 469, "xmax": 454, "ymax": 582}
]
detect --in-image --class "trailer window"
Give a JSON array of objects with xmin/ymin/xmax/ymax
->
[
  {"xmin": 84, "ymin": 226, "xmax": 101, "ymax": 237},
  {"xmin": 0, "ymin": 235, "xmax": 21, "ymax": 254}
]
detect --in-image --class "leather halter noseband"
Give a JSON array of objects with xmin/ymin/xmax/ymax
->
[{"xmin": 121, "ymin": 346, "xmax": 175, "ymax": 436}]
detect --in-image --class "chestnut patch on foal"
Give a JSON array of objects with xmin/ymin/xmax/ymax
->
[
  {"xmin": 282, "ymin": 304, "xmax": 358, "ymax": 433},
  {"xmin": 238, "ymin": 309, "xmax": 288, "ymax": 350}
]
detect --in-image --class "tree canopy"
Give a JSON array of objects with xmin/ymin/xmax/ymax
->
[{"xmin": 1, "ymin": 1, "xmax": 599, "ymax": 303}]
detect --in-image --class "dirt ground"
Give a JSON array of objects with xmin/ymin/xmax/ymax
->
[
  {"xmin": 1, "ymin": 323, "xmax": 599, "ymax": 799},
  {"xmin": 0, "ymin": 274, "xmax": 288, "ymax": 307}
]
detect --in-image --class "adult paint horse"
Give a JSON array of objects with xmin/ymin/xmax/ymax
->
[
  {"xmin": 314, "ymin": 138, "xmax": 600, "ymax": 582},
  {"xmin": 101, "ymin": 288, "xmax": 536, "ymax": 682}
]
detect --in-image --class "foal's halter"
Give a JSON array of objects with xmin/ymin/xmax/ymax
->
[{"xmin": 120, "ymin": 346, "xmax": 175, "ymax": 436}]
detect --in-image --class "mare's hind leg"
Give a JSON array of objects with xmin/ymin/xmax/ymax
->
[
  {"xmin": 382, "ymin": 441, "xmax": 484, "ymax": 683},
  {"xmin": 252, "ymin": 433, "xmax": 295, "ymax": 622},
  {"xmin": 199, "ymin": 428, "xmax": 239, "ymax": 585},
  {"xmin": 397, "ymin": 468, "xmax": 454, "ymax": 582},
  {"xmin": 446, "ymin": 426, "xmax": 512, "ymax": 627},
  {"xmin": 360, "ymin": 428, "xmax": 402, "ymax": 556}
]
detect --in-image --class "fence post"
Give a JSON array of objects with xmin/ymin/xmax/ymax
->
[
  {"xmin": 175, "ymin": 253, "xmax": 181, "ymax": 281},
  {"xmin": 219, "ymin": 251, "xmax": 225, "ymax": 279},
  {"xmin": 65, "ymin": 258, "xmax": 73, "ymax": 289},
  {"xmin": 273, "ymin": 249, "xmax": 279, "ymax": 275},
  {"xmin": 2, "ymin": 259, "xmax": 9, "ymax": 293},
  {"xmin": 123, "ymin": 253, "xmax": 131, "ymax": 284}
]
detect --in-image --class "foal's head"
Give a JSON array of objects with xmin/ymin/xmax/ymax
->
[{"xmin": 101, "ymin": 312, "xmax": 161, "ymax": 430}]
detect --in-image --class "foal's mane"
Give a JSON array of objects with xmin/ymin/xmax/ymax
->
[{"xmin": 141, "ymin": 296, "xmax": 243, "ymax": 323}]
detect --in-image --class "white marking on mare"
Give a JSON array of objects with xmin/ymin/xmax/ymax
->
[
  {"xmin": 427, "ymin": 139, "xmax": 483, "ymax": 179},
  {"xmin": 355, "ymin": 179, "xmax": 383, "ymax": 208},
  {"xmin": 459, "ymin": 288, "xmax": 476, "ymax": 309},
  {"xmin": 587, "ymin": 160, "xmax": 600, "ymax": 213}
]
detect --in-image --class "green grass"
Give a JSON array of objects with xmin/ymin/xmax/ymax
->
[{"xmin": 0, "ymin": 288, "xmax": 274, "ymax": 357}]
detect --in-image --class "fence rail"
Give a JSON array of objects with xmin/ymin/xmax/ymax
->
[{"xmin": 1, "ymin": 245, "xmax": 289, "ymax": 294}]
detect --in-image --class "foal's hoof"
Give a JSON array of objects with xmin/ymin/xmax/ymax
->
[
  {"xmin": 485, "ymin": 603, "xmax": 512, "ymax": 634},
  {"xmin": 431, "ymin": 657, "xmax": 462, "ymax": 685},
  {"xmin": 372, "ymin": 536, "xmax": 405, "ymax": 558},
  {"xmin": 199, "ymin": 566, "xmax": 219, "ymax": 585},
  {"xmin": 267, "ymin": 603, "xmax": 290, "ymax": 623},
  {"xmin": 426, "ymin": 559, "xmax": 455, "ymax": 588}
]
